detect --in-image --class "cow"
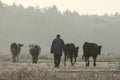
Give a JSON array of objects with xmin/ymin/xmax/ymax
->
[
  {"xmin": 82, "ymin": 42, "xmax": 102, "ymax": 66},
  {"xmin": 29, "ymin": 44, "xmax": 41, "ymax": 63},
  {"xmin": 10, "ymin": 42, "xmax": 24, "ymax": 62},
  {"xmin": 63, "ymin": 43, "xmax": 79, "ymax": 66}
]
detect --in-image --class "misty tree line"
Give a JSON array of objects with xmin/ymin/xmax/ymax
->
[
  {"xmin": 0, "ymin": 0, "xmax": 120, "ymax": 53},
  {"xmin": 0, "ymin": 1, "xmax": 120, "ymax": 27}
]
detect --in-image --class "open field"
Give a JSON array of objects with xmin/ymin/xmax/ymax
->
[
  {"xmin": 0, "ymin": 53, "xmax": 120, "ymax": 80},
  {"xmin": 0, "ymin": 61, "xmax": 120, "ymax": 80}
]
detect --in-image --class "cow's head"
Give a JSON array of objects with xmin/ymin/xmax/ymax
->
[
  {"xmin": 18, "ymin": 44, "xmax": 24, "ymax": 47},
  {"xmin": 98, "ymin": 46, "xmax": 102, "ymax": 55}
]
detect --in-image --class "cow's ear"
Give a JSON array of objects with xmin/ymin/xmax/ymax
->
[{"xmin": 20, "ymin": 44, "xmax": 24, "ymax": 47}]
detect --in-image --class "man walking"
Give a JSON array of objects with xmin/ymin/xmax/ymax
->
[{"xmin": 51, "ymin": 34, "xmax": 64, "ymax": 68}]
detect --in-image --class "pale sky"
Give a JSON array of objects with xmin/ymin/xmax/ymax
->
[{"xmin": 1, "ymin": 0, "xmax": 120, "ymax": 15}]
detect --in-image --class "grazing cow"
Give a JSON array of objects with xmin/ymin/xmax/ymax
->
[
  {"xmin": 29, "ymin": 44, "xmax": 41, "ymax": 63},
  {"xmin": 82, "ymin": 42, "xmax": 102, "ymax": 66},
  {"xmin": 63, "ymin": 43, "xmax": 79, "ymax": 66},
  {"xmin": 10, "ymin": 42, "xmax": 24, "ymax": 62}
]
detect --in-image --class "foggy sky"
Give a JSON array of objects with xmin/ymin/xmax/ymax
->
[{"xmin": 1, "ymin": 0, "xmax": 120, "ymax": 15}]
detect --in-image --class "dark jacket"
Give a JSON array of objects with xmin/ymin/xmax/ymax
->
[{"xmin": 51, "ymin": 38, "xmax": 64, "ymax": 56}]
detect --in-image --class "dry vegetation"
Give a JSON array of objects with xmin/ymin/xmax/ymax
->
[
  {"xmin": 0, "ymin": 62, "xmax": 120, "ymax": 80},
  {"xmin": 0, "ymin": 53, "xmax": 120, "ymax": 80}
]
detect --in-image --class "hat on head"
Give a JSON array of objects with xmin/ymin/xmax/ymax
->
[{"xmin": 56, "ymin": 34, "xmax": 60, "ymax": 38}]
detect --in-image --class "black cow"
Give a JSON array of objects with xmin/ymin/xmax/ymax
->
[
  {"xmin": 82, "ymin": 42, "xmax": 102, "ymax": 66},
  {"xmin": 10, "ymin": 42, "xmax": 24, "ymax": 62},
  {"xmin": 63, "ymin": 43, "xmax": 79, "ymax": 66},
  {"xmin": 29, "ymin": 44, "xmax": 41, "ymax": 63}
]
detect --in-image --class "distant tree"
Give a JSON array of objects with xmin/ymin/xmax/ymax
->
[
  {"xmin": 103, "ymin": 13, "xmax": 109, "ymax": 17},
  {"xmin": 43, "ymin": 5, "xmax": 60, "ymax": 15},
  {"xmin": 72, "ymin": 11, "xmax": 80, "ymax": 16},
  {"xmin": 115, "ymin": 12, "xmax": 119, "ymax": 16},
  {"xmin": 63, "ymin": 9, "xmax": 72, "ymax": 15}
]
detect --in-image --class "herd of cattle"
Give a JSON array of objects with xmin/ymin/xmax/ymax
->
[{"xmin": 10, "ymin": 42, "xmax": 102, "ymax": 66}]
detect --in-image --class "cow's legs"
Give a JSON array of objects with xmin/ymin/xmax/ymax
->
[
  {"xmin": 16, "ymin": 56, "xmax": 18, "ymax": 62},
  {"xmin": 88, "ymin": 57, "xmax": 89, "ymax": 66},
  {"xmin": 35, "ymin": 54, "xmax": 39, "ymax": 64},
  {"xmin": 33, "ymin": 55, "xmax": 38, "ymax": 63},
  {"xmin": 85, "ymin": 57, "xmax": 87, "ymax": 66},
  {"xmin": 16, "ymin": 55, "xmax": 19, "ymax": 62},
  {"xmin": 74, "ymin": 57, "xmax": 76, "ymax": 63},
  {"xmin": 70, "ymin": 55, "xmax": 74, "ymax": 66},
  {"xmin": 32, "ymin": 56, "xmax": 34, "ymax": 63},
  {"xmin": 12, "ymin": 55, "xmax": 16, "ymax": 63},
  {"xmin": 85, "ymin": 57, "xmax": 89, "ymax": 66},
  {"xmin": 64, "ymin": 55, "xmax": 66, "ymax": 66},
  {"xmin": 85, "ymin": 57, "xmax": 88, "ymax": 66},
  {"xmin": 32, "ymin": 54, "xmax": 38, "ymax": 64},
  {"xmin": 35, "ymin": 56, "xmax": 38, "ymax": 63},
  {"xmin": 32, "ymin": 56, "xmax": 36, "ymax": 63},
  {"xmin": 93, "ymin": 57, "xmax": 96, "ymax": 66}
]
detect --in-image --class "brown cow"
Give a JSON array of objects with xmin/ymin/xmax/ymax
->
[
  {"xmin": 10, "ymin": 42, "xmax": 23, "ymax": 62},
  {"xmin": 63, "ymin": 43, "xmax": 79, "ymax": 66}
]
